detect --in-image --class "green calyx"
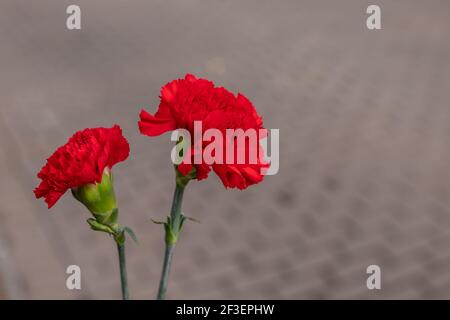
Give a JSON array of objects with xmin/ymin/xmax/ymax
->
[
  {"xmin": 71, "ymin": 169, "xmax": 138, "ymax": 246},
  {"xmin": 72, "ymin": 169, "xmax": 125, "ymax": 243},
  {"xmin": 72, "ymin": 169, "xmax": 118, "ymax": 225}
]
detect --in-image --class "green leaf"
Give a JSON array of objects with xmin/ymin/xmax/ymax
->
[
  {"xmin": 185, "ymin": 215, "xmax": 201, "ymax": 224},
  {"xmin": 86, "ymin": 218, "xmax": 115, "ymax": 235},
  {"xmin": 123, "ymin": 226, "xmax": 138, "ymax": 244},
  {"xmin": 151, "ymin": 218, "xmax": 165, "ymax": 225},
  {"xmin": 179, "ymin": 212, "xmax": 200, "ymax": 229}
]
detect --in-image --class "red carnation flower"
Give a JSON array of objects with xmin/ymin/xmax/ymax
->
[
  {"xmin": 138, "ymin": 74, "xmax": 269, "ymax": 189},
  {"xmin": 34, "ymin": 125, "xmax": 130, "ymax": 208}
]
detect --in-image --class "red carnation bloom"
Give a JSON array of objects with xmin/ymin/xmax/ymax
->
[
  {"xmin": 34, "ymin": 125, "xmax": 130, "ymax": 208},
  {"xmin": 138, "ymin": 74, "xmax": 269, "ymax": 189}
]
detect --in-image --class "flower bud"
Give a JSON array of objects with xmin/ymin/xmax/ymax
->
[{"xmin": 71, "ymin": 168, "xmax": 119, "ymax": 232}]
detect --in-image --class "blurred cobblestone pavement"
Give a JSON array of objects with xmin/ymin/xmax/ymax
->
[{"xmin": 1, "ymin": 0, "xmax": 450, "ymax": 299}]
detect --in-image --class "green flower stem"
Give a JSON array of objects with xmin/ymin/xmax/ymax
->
[
  {"xmin": 157, "ymin": 182, "xmax": 186, "ymax": 300},
  {"xmin": 157, "ymin": 244, "xmax": 175, "ymax": 300},
  {"xmin": 117, "ymin": 242, "xmax": 129, "ymax": 300}
]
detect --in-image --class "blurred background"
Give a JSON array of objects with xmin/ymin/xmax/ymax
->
[{"xmin": 1, "ymin": 0, "xmax": 450, "ymax": 299}]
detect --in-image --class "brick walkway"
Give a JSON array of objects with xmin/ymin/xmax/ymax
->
[{"xmin": 1, "ymin": 0, "xmax": 450, "ymax": 299}]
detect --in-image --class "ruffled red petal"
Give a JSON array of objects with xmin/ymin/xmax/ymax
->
[
  {"xmin": 139, "ymin": 74, "xmax": 270, "ymax": 189},
  {"xmin": 34, "ymin": 125, "xmax": 130, "ymax": 208}
]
